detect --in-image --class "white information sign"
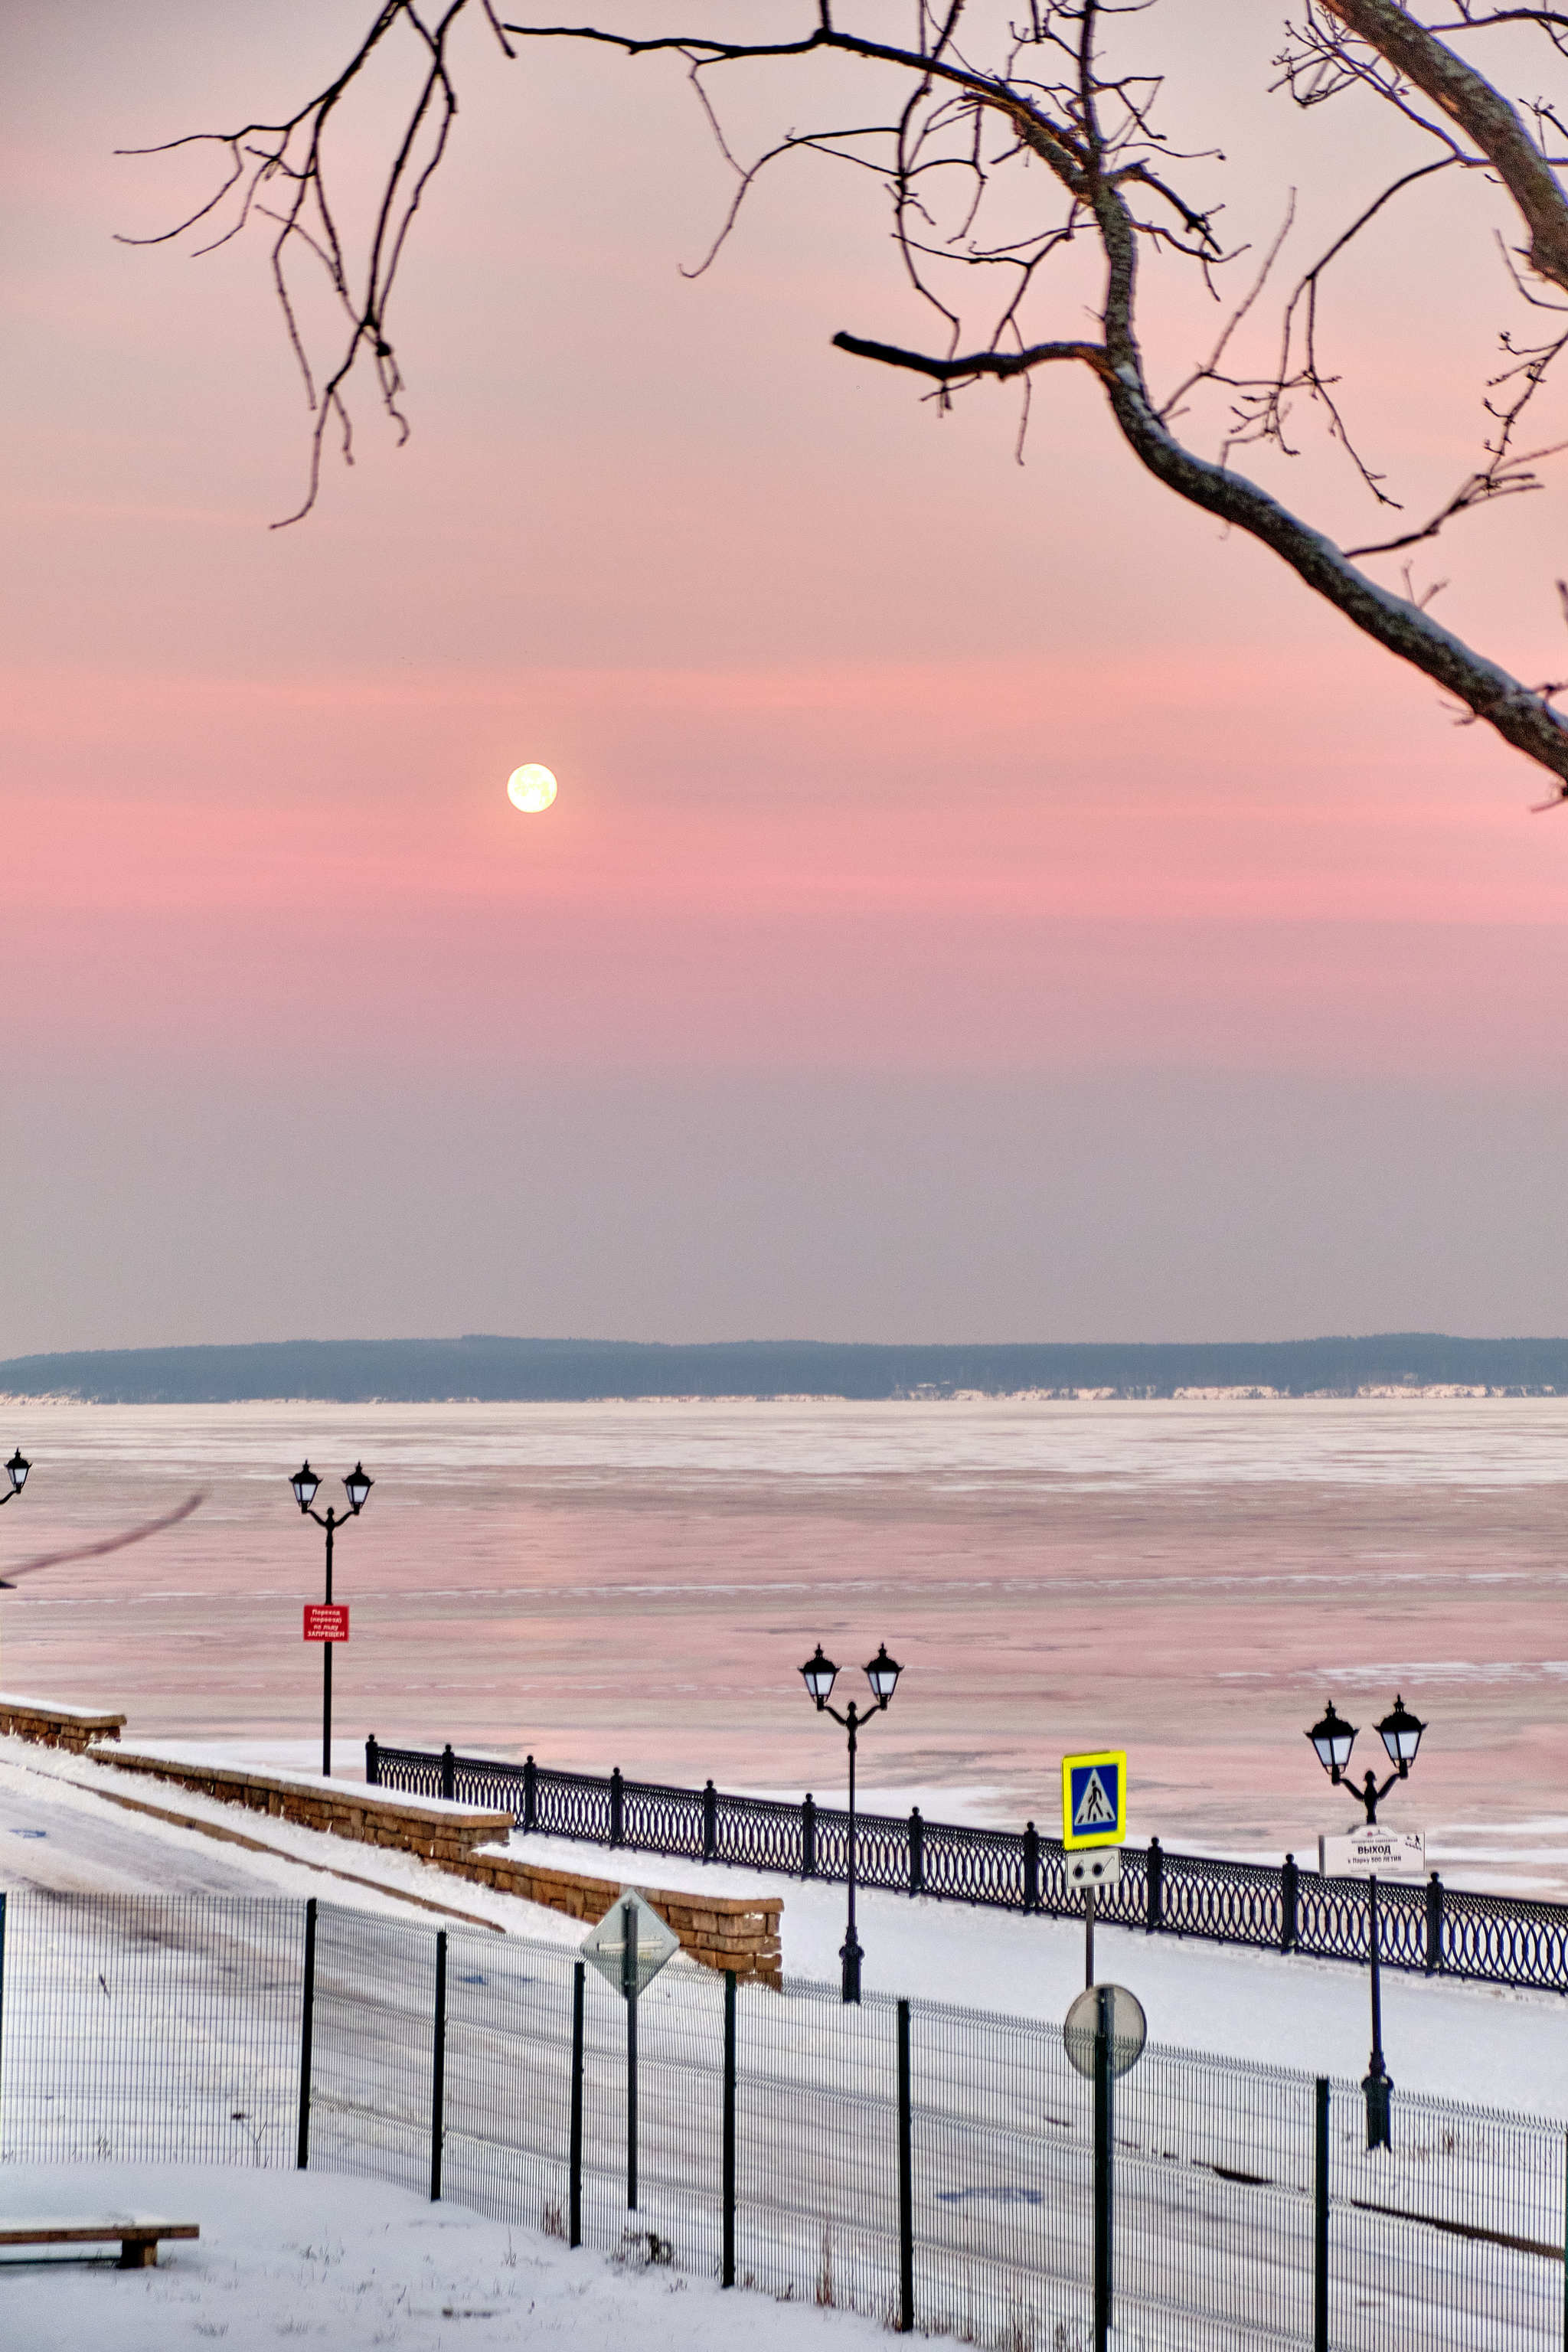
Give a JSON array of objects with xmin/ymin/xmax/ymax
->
[
  {"xmin": 1067, "ymin": 1847, "xmax": 1122, "ymax": 1890},
  {"xmin": 1318, "ymin": 1825, "xmax": 1426, "ymax": 1881}
]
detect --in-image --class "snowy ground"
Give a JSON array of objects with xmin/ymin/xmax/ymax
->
[
  {"xmin": 7, "ymin": 1734, "xmax": 1568, "ymax": 2118},
  {"xmin": 0, "ymin": 2162, "xmax": 890, "ymax": 2352},
  {"xmin": 4, "ymin": 1733, "xmax": 1566, "ymax": 2350}
]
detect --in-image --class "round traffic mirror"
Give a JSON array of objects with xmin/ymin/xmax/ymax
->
[{"xmin": 1063, "ymin": 1982, "xmax": 1147, "ymax": 2079}]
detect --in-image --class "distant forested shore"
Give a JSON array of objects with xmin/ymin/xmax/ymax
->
[{"xmin": 2, "ymin": 1333, "xmax": 1568, "ymax": 1404}]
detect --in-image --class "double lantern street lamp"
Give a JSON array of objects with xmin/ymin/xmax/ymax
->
[
  {"xmin": 290, "ymin": 1460, "xmax": 373, "ymax": 1779},
  {"xmin": 1306, "ymin": 1691, "xmax": 1428, "ymax": 2149},
  {"xmin": 1306, "ymin": 1694, "xmax": 1426, "ymax": 1824},
  {"xmin": 799, "ymin": 1640, "xmax": 903, "ymax": 2005}
]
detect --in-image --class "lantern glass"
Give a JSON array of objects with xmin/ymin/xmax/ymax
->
[
  {"xmin": 290, "ymin": 1461, "xmax": 320, "ymax": 1511},
  {"xmin": 1377, "ymin": 1694, "xmax": 1426, "ymax": 1772},
  {"xmin": 864, "ymin": 1644, "xmax": 903, "ymax": 1706},
  {"xmin": 344, "ymin": 1462, "xmax": 374, "ymax": 1511},
  {"xmin": 5, "ymin": 1449, "xmax": 30, "ymax": 1494},
  {"xmin": 799, "ymin": 1645, "xmax": 839, "ymax": 1706},
  {"xmin": 1306, "ymin": 1700, "xmax": 1357, "ymax": 1777}
]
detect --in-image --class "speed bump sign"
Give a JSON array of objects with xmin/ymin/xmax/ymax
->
[{"xmin": 1062, "ymin": 1750, "xmax": 1126, "ymax": 1849}]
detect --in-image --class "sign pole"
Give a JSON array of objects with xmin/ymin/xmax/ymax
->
[
  {"xmin": 580, "ymin": 1880, "xmax": 680, "ymax": 2174},
  {"xmin": 578, "ymin": 1883, "xmax": 681, "ymax": 2220},
  {"xmin": 1093, "ymin": 1984, "xmax": 1113, "ymax": 2352},
  {"xmin": 1061, "ymin": 1749, "xmax": 1125, "ymax": 1988},
  {"xmin": 322, "ymin": 1514, "xmax": 335, "ymax": 1779},
  {"xmin": 1063, "ymin": 1966, "xmax": 1145, "ymax": 2345},
  {"xmin": 622, "ymin": 1894, "xmax": 639, "ymax": 2210}
]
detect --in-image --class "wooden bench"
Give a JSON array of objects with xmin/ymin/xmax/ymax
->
[{"xmin": 0, "ymin": 2216, "xmax": 199, "ymax": 2268}]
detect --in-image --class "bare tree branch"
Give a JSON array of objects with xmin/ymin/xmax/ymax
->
[
  {"xmin": 123, "ymin": 0, "xmax": 1568, "ymax": 799},
  {"xmin": 832, "ymin": 330, "xmax": 1106, "ymax": 377},
  {"xmin": 1344, "ymin": 443, "xmax": 1566, "ymax": 555},
  {"xmin": 1322, "ymin": 0, "xmax": 1568, "ymax": 290}
]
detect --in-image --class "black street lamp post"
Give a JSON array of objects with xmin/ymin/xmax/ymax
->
[
  {"xmin": 1306, "ymin": 1693, "xmax": 1428, "ymax": 2149},
  {"xmin": 290, "ymin": 1460, "xmax": 373, "ymax": 1778},
  {"xmin": 799, "ymin": 1641, "xmax": 903, "ymax": 2004},
  {"xmin": 0, "ymin": 1449, "xmax": 32, "ymax": 1671}
]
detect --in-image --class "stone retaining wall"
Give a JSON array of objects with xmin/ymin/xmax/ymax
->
[
  {"xmin": 87, "ymin": 1745, "xmax": 782, "ymax": 1983},
  {"xmin": 92, "ymin": 1749, "xmax": 514, "ymax": 1866},
  {"xmin": 0, "ymin": 1694, "xmax": 126, "ymax": 1753},
  {"xmin": 456, "ymin": 1849, "xmax": 782, "ymax": 1985}
]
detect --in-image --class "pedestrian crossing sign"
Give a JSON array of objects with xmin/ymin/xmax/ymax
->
[{"xmin": 1061, "ymin": 1751, "xmax": 1126, "ymax": 1849}]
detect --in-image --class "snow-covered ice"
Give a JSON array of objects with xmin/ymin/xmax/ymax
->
[{"xmin": 13, "ymin": 1394, "xmax": 1568, "ymax": 1890}]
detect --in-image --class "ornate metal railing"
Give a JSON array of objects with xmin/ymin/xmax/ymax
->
[{"xmin": 365, "ymin": 1735, "xmax": 1568, "ymax": 1994}]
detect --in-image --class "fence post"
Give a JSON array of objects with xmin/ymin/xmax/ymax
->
[
  {"xmin": 430, "ymin": 1930, "xmax": 448, "ymax": 2200},
  {"xmin": 1145, "ymin": 1837, "xmax": 1164, "ymax": 1934},
  {"xmin": 0, "ymin": 1888, "xmax": 7, "ymax": 2130},
  {"xmin": 722, "ymin": 1970, "xmax": 737, "ymax": 2289},
  {"xmin": 296, "ymin": 1896, "xmax": 318, "ymax": 2171},
  {"xmin": 1023, "ymin": 1821, "xmax": 1040, "ymax": 1913},
  {"xmin": 802, "ymin": 1792, "xmax": 817, "ymax": 1879},
  {"xmin": 524, "ymin": 1753, "xmax": 537, "ymax": 1833},
  {"xmin": 569, "ymin": 1960, "xmax": 585, "ymax": 2249},
  {"xmin": 1561, "ymin": 2126, "xmax": 1567, "ymax": 2352},
  {"xmin": 704, "ymin": 1779, "xmax": 718, "ymax": 1863},
  {"xmin": 1281, "ymin": 1853, "xmax": 1299, "ymax": 1952},
  {"xmin": 908, "ymin": 1808, "xmax": 924, "ymax": 1898},
  {"xmin": 609, "ymin": 1766, "xmax": 624, "ymax": 1847},
  {"xmin": 1426, "ymin": 1872, "xmax": 1445, "ymax": 1976},
  {"xmin": 440, "ymin": 1744, "xmax": 456, "ymax": 1802},
  {"xmin": 897, "ymin": 1998, "xmax": 915, "ymax": 2334},
  {"xmin": 364, "ymin": 1733, "xmax": 380, "ymax": 1786},
  {"xmin": 1314, "ymin": 2077, "xmax": 1329, "ymax": 2352},
  {"xmin": 1093, "ymin": 1989, "xmax": 1113, "ymax": 2352},
  {"xmin": 622, "ymin": 1897, "xmax": 639, "ymax": 2213}
]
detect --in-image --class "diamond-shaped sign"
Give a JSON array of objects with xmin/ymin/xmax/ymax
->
[{"xmin": 581, "ymin": 1888, "xmax": 681, "ymax": 2001}]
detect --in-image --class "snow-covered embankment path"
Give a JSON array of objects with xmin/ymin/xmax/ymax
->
[{"xmin": 4, "ymin": 1731, "xmax": 1567, "ymax": 2115}]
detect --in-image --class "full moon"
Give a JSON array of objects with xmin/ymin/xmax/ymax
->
[{"xmin": 507, "ymin": 763, "xmax": 558, "ymax": 813}]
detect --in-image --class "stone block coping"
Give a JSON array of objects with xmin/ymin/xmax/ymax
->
[
  {"xmin": 90, "ymin": 1747, "xmax": 514, "ymax": 1864},
  {"xmin": 0, "ymin": 1694, "xmax": 127, "ymax": 1752},
  {"xmin": 460, "ymin": 1846, "xmax": 782, "ymax": 1987}
]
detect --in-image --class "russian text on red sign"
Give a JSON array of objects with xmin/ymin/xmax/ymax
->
[{"xmin": 302, "ymin": 1604, "xmax": 349, "ymax": 1642}]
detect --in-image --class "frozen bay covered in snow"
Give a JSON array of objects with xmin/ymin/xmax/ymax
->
[{"xmin": 4, "ymin": 1395, "xmax": 1568, "ymax": 1889}]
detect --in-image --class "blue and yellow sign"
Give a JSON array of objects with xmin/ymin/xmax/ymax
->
[{"xmin": 1061, "ymin": 1750, "xmax": 1126, "ymax": 1850}]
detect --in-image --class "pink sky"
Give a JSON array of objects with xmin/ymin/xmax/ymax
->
[{"xmin": 5, "ymin": 2, "xmax": 1568, "ymax": 1348}]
